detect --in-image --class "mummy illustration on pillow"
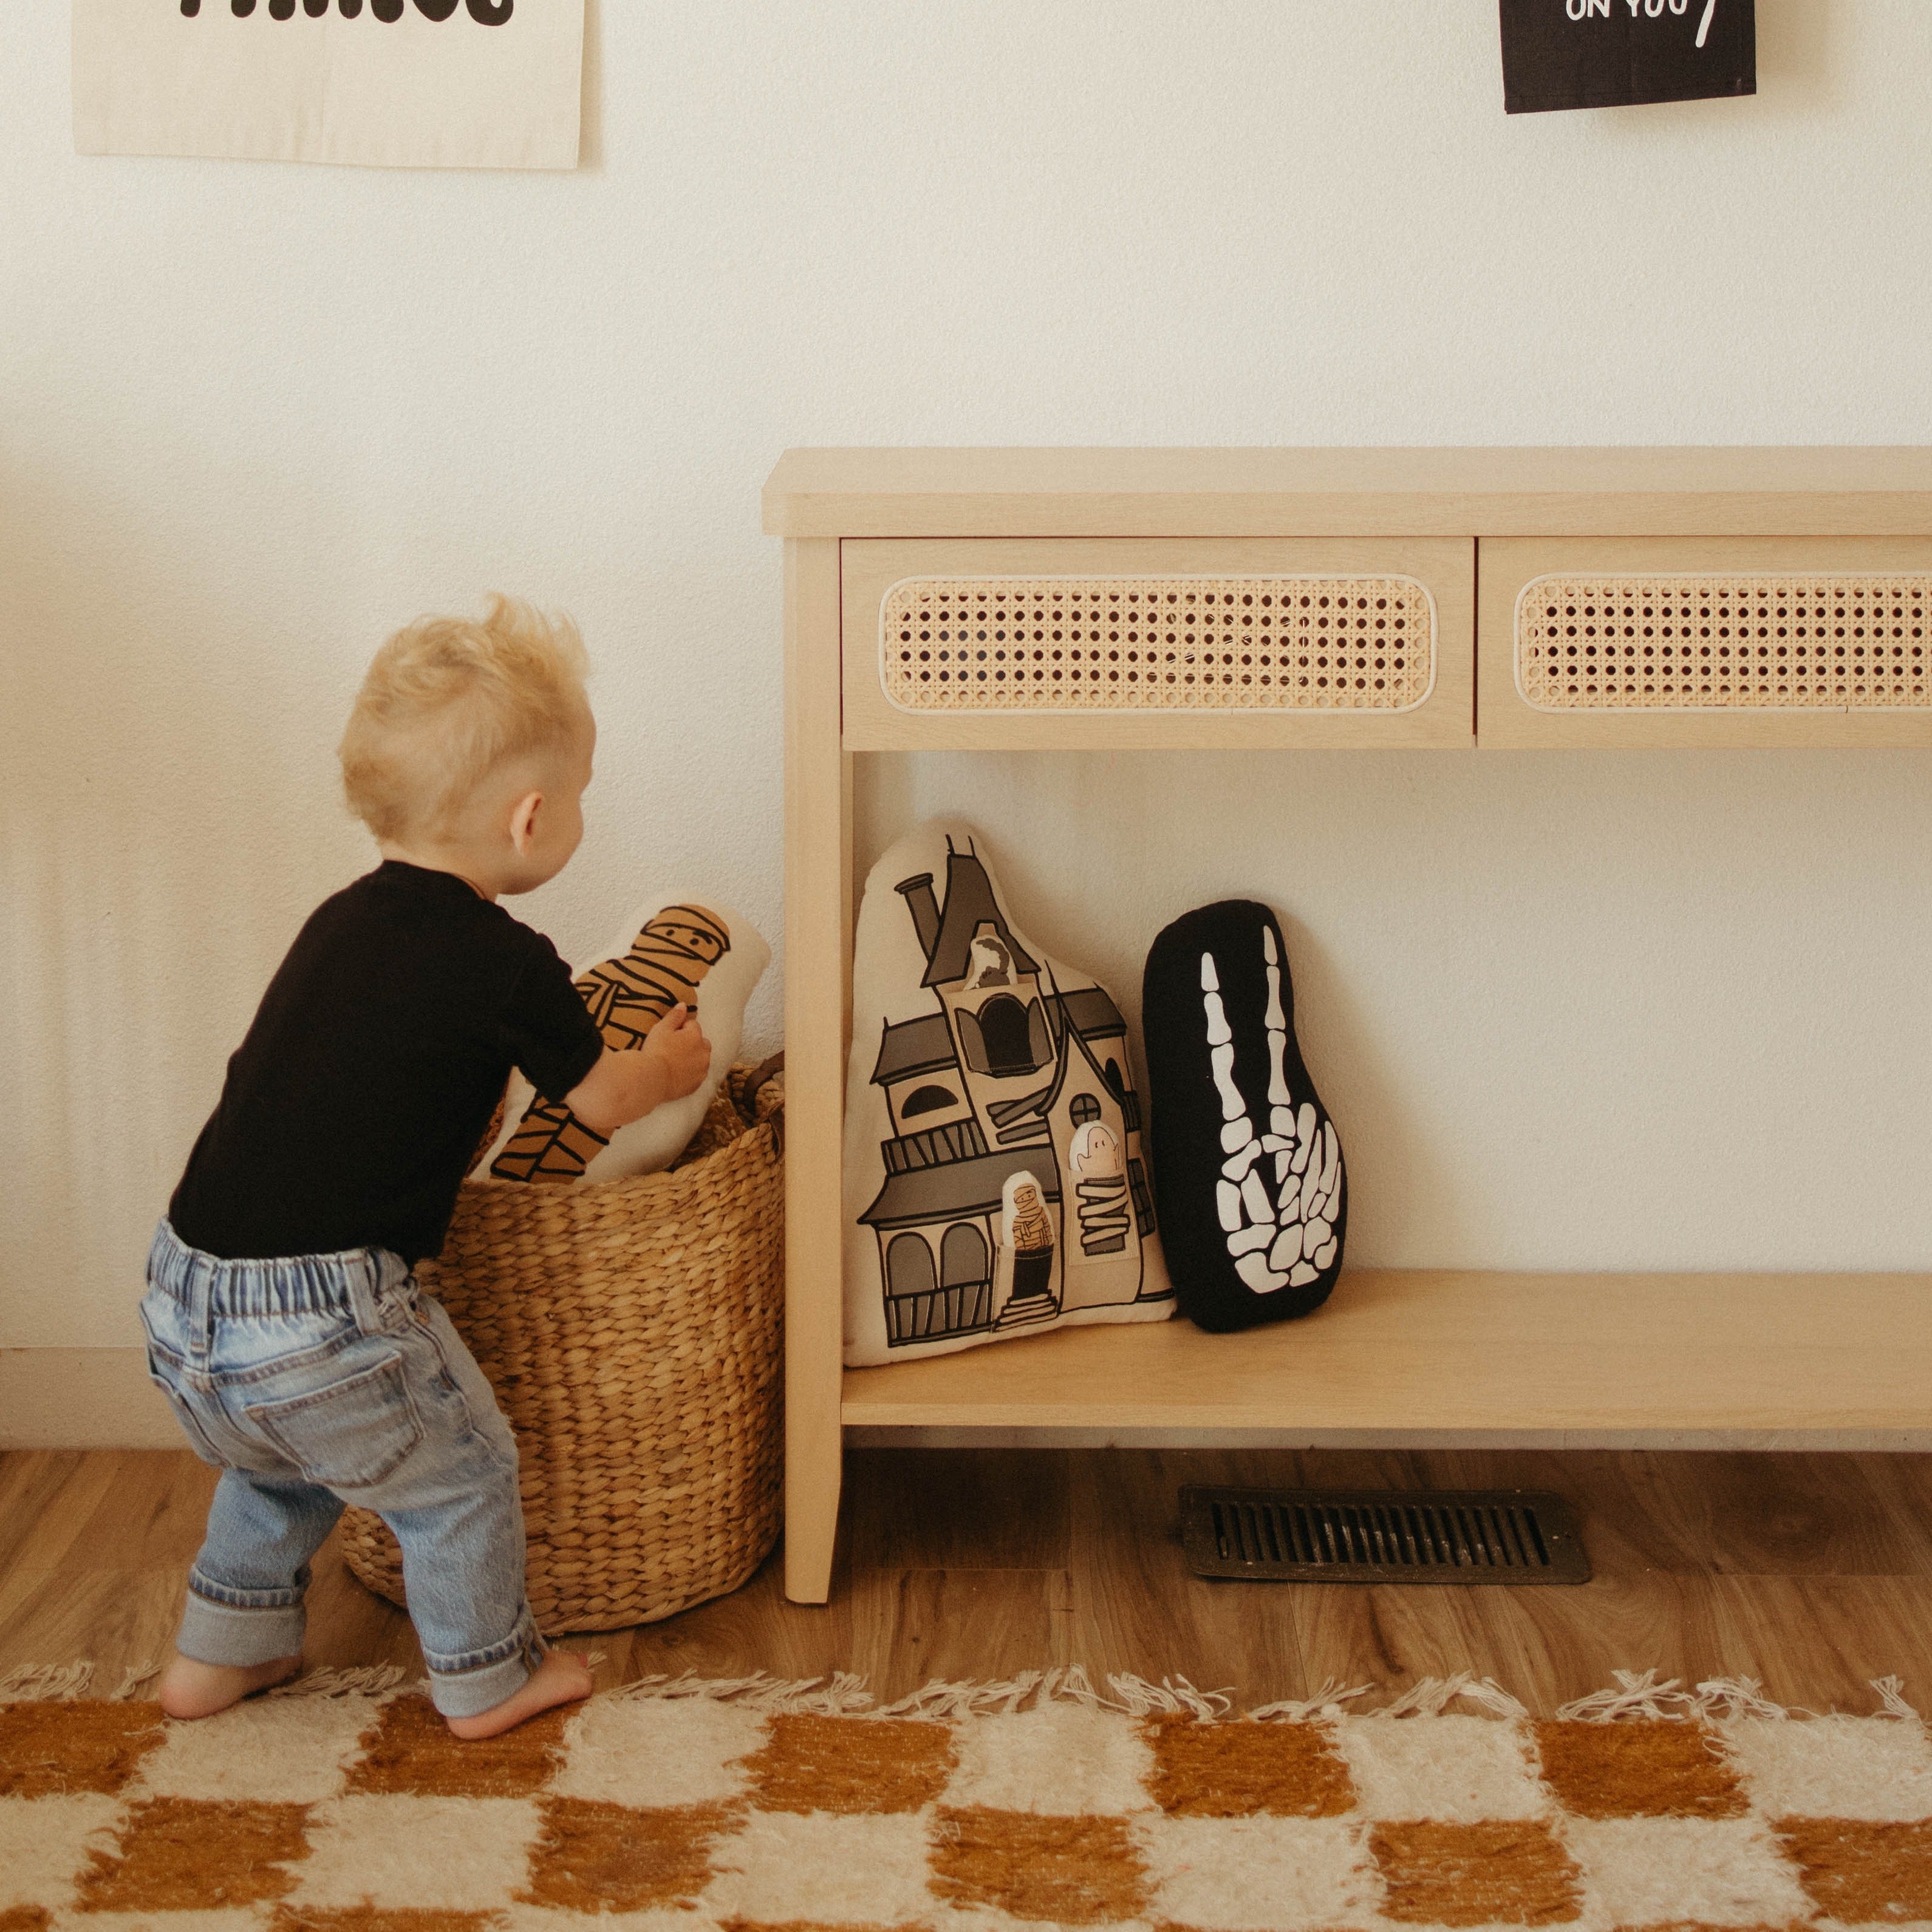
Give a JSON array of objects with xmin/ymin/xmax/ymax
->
[
  {"xmin": 479, "ymin": 897, "xmax": 770, "ymax": 1184},
  {"xmin": 842, "ymin": 821, "xmax": 1172, "ymax": 1366},
  {"xmin": 1141, "ymin": 901, "xmax": 1345, "ymax": 1331}
]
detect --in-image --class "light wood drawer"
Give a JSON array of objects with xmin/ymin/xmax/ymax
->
[
  {"xmin": 1478, "ymin": 537, "xmax": 1932, "ymax": 748},
  {"xmin": 841, "ymin": 537, "xmax": 1474, "ymax": 750}
]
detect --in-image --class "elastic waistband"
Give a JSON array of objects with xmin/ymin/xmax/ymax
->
[{"xmin": 147, "ymin": 1219, "xmax": 409, "ymax": 1318}]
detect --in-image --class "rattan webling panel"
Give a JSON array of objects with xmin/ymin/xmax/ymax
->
[
  {"xmin": 1517, "ymin": 573, "xmax": 1932, "ymax": 712},
  {"xmin": 879, "ymin": 576, "xmax": 1435, "ymax": 713}
]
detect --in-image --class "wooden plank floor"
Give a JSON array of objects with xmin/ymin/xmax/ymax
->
[{"xmin": 8, "ymin": 1446, "xmax": 1932, "ymax": 1716}]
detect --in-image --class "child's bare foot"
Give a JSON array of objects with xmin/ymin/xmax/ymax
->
[
  {"xmin": 445, "ymin": 1650, "xmax": 594, "ymax": 1739},
  {"xmin": 158, "ymin": 1651, "xmax": 303, "ymax": 1719}
]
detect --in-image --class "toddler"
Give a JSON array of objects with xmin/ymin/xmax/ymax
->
[{"xmin": 145, "ymin": 597, "xmax": 709, "ymax": 1738}]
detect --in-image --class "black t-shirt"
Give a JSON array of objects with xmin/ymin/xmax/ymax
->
[{"xmin": 169, "ymin": 861, "xmax": 604, "ymax": 1264}]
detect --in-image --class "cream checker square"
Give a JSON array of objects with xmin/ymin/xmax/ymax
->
[
  {"xmin": 702, "ymin": 1808, "xmax": 938, "ymax": 1926},
  {"xmin": 133, "ymin": 1691, "xmax": 385, "ymax": 1804},
  {"xmin": 1561, "ymin": 1815, "xmax": 1812, "ymax": 1929},
  {"xmin": 946, "ymin": 1702, "xmax": 1158, "ymax": 1815},
  {"xmin": 549, "ymin": 1695, "xmax": 766, "ymax": 1807},
  {"xmin": 0, "ymin": 1792, "xmax": 123, "ymax": 1911},
  {"xmin": 284, "ymin": 1794, "xmax": 542, "ymax": 1909},
  {"xmin": 1334, "ymin": 1713, "xmax": 1546, "ymax": 1822},
  {"xmin": 1721, "ymin": 1713, "xmax": 1932, "ymax": 1821},
  {"xmin": 1136, "ymin": 1814, "xmax": 1376, "ymax": 1932}
]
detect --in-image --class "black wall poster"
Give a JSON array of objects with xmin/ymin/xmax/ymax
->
[{"xmin": 1500, "ymin": 0, "xmax": 1755, "ymax": 115}]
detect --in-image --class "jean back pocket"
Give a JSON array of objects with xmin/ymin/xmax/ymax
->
[
  {"xmin": 145, "ymin": 1359, "xmax": 238, "ymax": 1468},
  {"xmin": 245, "ymin": 1352, "xmax": 425, "ymax": 1492}
]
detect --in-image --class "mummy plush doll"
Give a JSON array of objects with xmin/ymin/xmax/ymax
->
[{"xmin": 1141, "ymin": 900, "xmax": 1345, "ymax": 1331}]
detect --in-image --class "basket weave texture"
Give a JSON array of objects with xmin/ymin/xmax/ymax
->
[
  {"xmin": 1518, "ymin": 573, "xmax": 1932, "ymax": 711},
  {"xmin": 882, "ymin": 575, "xmax": 1435, "ymax": 713},
  {"xmin": 339, "ymin": 1065, "xmax": 783, "ymax": 1634}
]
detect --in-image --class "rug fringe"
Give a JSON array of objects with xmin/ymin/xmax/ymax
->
[
  {"xmin": 268, "ymin": 1665, "xmax": 410, "ymax": 1700},
  {"xmin": 879, "ymin": 1670, "xmax": 1051, "ymax": 1718},
  {"xmin": 1695, "ymin": 1675, "xmax": 1790, "ymax": 1720},
  {"xmin": 112, "ymin": 1661, "xmax": 162, "ymax": 1701},
  {"xmin": 1871, "ymin": 1674, "xmax": 1921, "ymax": 1721},
  {"xmin": 1106, "ymin": 1674, "xmax": 1234, "ymax": 1722},
  {"xmin": 1555, "ymin": 1668, "xmax": 1705, "ymax": 1722},
  {"xmin": 1370, "ymin": 1672, "xmax": 1531, "ymax": 1721},
  {"xmin": 607, "ymin": 1669, "xmax": 875, "ymax": 1715},
  {"xmin": 2, "ymin": 1659, "xmax": 1919, "ymax": 1722},
  {"xmin": 0, "ymin": 1662, "xmax": 95, "ymax": 1702},
  {"xmin": 1250, "ymin": 1678, "xmax": 1374, "ymax": 1722}
]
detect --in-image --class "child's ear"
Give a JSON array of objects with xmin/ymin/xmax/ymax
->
[{"xmin": 507, "ymin": 788, "xmax": 544, "ymax": 855}]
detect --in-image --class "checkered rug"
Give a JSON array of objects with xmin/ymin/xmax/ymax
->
[{"xmin": 5, "ymin": 1665, "xmax": 1932, "ymax": 1930}]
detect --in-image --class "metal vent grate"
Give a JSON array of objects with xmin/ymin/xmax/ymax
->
[
  {"xmin": 1517, "ymin": 573, "xmax": 1932, "ymax": 712},
  {"xmin": 880, "ymin": 576, "xmax": 1435, "ymax": 714},
  {"xmin": 1181, "ymin": 1486, "xmax": 1591, "ymax": 1585}
]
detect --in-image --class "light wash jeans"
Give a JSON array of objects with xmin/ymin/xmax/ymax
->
[{"xmin": 140, "ymin": 1218, "xmax": 542, "ymax": 1719}]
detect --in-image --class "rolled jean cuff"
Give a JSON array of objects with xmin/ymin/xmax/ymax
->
[
  {"xmin": 177, "ymin": 1588, "xmax": 307, "ymax": 1668},
  {"xmin": 425, "ymin": 1637, "xmax": 544, "ymax": 1719}
]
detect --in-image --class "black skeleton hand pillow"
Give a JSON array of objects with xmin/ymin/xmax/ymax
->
[{"xmin": 1141, "ymin": 901, "xmax": 1345, "ymax": 1331}]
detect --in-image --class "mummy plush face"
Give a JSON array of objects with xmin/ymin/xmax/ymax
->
[{"xmin": 1141, "ymin": 899, "xmax": 1346, "ymax": 1332}]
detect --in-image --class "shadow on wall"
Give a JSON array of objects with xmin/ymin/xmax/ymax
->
[
  {"xmin": 1271, "ymin": 909, "xmax": 1481, "ymax": 1269},
  {"xmin": 579, "ymin": 0, "xmax": 602, "ymax": 171},
  {"xmin": 1581, "ymin": 0, "xmax": 1833, "ymax": 126}
]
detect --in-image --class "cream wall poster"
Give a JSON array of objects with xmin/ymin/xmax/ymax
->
[{"xmin": 73, "ymin": 0, "xmax": 584, "ymax": 169}]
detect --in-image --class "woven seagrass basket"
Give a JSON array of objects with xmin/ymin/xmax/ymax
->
[{"xmin": 340, "ymin": 1061, "xmax": 784, "ymax": 1634}]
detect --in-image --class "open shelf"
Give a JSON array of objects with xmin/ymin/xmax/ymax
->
[{"xmin": 841, "ymin": 1270, "xmax": 1932, "ymax": 1449}]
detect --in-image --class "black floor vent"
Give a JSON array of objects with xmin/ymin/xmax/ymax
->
[{"xmin": 1181, "ymin": 1486, "xmax": 1591, "ymax": 1585}]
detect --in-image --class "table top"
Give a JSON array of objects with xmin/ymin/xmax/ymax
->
[{"xmin": 763, "ymin": 446, "xmax": 1932, "ymax": 539}]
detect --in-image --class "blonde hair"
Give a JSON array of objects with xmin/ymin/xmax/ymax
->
[{"xmin": 340, "ymin": 595, "xmax": 590, "ymax": 842}]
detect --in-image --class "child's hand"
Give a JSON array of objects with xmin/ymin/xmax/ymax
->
[{"xmin": 644, "ymin": 1003, "xmax": 711, "ymax": 1103}]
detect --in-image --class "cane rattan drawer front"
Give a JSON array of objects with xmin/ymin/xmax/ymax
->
[
  {"xmin": 842, "ymin": 537, "xmax": 1474, "ymax": 749},
  {"xmin": 1480, "ymin": 538, "xmax": 1932, "ymax": 748}
]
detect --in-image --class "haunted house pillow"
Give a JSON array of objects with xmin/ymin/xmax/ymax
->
[
  {"xmin": 1141, "ymin": 901, "xmax": 1345, "ymax": 1332},
  {"xmin": 842, "ymin": 821, "xmax": 1173, "ymax": 1367},
  {"xmin": 477, "ymin": 897, "xmax": 770, "ymax": 1184}
]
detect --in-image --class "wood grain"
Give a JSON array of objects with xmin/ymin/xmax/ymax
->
[
  {"xmin": 840, "ymin": 1271, "xmax": 1932, "ymax": 1444},
  {"xmin": 13, "ymin": 1445, "xmax": 1932, "ymax": 1716},
  {"xmin": 763, "ymin": 447, "xmax": 1932, "ymax": 541},
  {"xmin": 782, "ymin": 534, "xmax": 849, "ymax": 1605}
]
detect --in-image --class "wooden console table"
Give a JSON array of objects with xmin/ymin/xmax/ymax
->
[{"xmin": 764, "ymin": 448, "xmax": 1932, "ymax": 1606}]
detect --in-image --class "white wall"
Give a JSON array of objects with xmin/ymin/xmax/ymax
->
[{"xmin": 5, "ymin": 2, "xmax": 1931, "ymax": 1382}]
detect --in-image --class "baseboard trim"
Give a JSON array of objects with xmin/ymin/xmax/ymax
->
[{"xmin": 0, "ymin": 1348, "xmax": 182, "ymax": 1449}]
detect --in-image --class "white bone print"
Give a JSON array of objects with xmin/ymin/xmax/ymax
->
[{"xmin": 1200, "ymin": 928, "xmax": 1342, "ymax": 1295}]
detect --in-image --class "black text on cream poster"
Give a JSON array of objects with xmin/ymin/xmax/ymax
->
[{"xmin": 73, "ymin": 0, "xmax": 584, "ymax": 168}]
